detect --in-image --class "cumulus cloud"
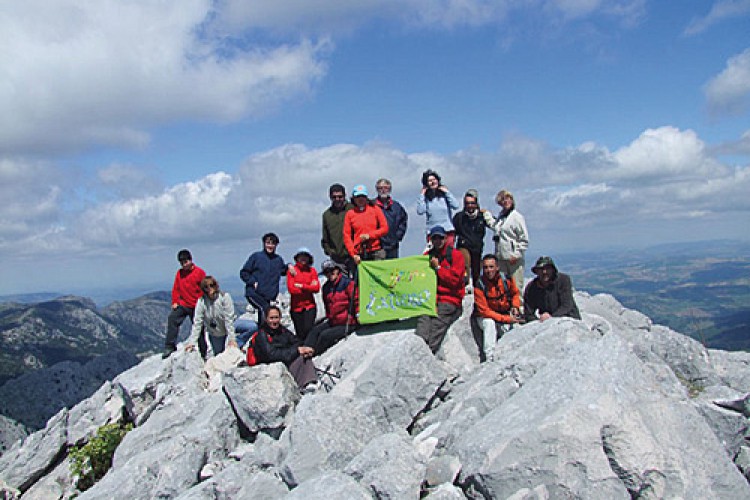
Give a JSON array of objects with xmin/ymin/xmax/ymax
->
[
  {"xmin": 0, "ymin": 0, "xmax": 328, "ymax": 155},
  {"xmin": 704, "ymin": 48, "xmax": 750, "ymax": 116},
  {"xmin": 684, "ymin": 0, "xmax": 750, "ymax": 36},
  {"xmin": 5, "ymin": 125, "xmax": 747, "ymax": 265},
  {"xmin": 73, "ymin": 172, "xmax": 237, "ymax": 248}
]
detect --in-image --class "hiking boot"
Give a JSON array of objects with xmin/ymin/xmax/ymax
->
[{"xmin": 162, "ymin": 346, "xmax": 177, "ymax": 359}]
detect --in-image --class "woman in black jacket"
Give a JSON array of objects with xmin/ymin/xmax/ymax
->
[{"xmin": 253, "ymin": 306, "xmax": 318, "ymax": 391}]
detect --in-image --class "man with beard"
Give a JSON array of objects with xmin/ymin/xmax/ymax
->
[
  {"xmin": 374, "ymin": 178, "xmax": 408, "ymax": 259},
  {"xmin": 321, "ymin": 183, "xmax": 354, "ymax": 274},
  {"xmin": 523, "ymin": 256, "xmax": 581, "ymax": 323}
]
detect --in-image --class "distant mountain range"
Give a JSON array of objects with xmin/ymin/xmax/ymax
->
[
  {"xmin": 561, "ymin": 239, "xmax": 750, "ymax": 351},
  {"xmin": 0, "ymin": 239, "xmax": 746, "ymax": 429},
  {"xmin": 0, "ymin": 293, "xmax": 169, "ymax": 386}
]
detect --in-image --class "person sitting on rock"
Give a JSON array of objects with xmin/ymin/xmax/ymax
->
[
  {"xmin": 415, "ymin": 225, "xmax": 465, "ymax": 354},
  {"xmin": 185, "ymin": 276, "xmax": 237, "ymax": 358},
  {"xmin": 253, "ymin": 305, "xmax": 318, "ymax": 392},
  {"xmin": 304, "ymin": 260, "xmax": 358, "ymax": 356},
  {"xmin": 473, "ymin": 254, "xmax": 523, "ymax": 362},
  {"xmin": 287, "ymin": 247, "xmax": 320, "ymax": 343},
  {"xmin": 523, "ymin": 256, "xmax": 581, "ymax": 323}
]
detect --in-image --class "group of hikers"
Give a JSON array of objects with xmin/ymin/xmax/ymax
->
[{"xmin": 163, "ymin": 170, "xmax": 581, "ymax": 391}]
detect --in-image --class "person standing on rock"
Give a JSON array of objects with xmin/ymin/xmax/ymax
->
[
  {"xmin": 240, "ymin": 232, "xmax": 294, "ymax": 324},
  {"xmin": 415, "ymin": 226, "xmax": 465, "ymax": 354},
  {"xmin": 185, "ymin": 276, "xmax": 237, "ymax": 358},
  {"xmin": 286, "ymin": 247, "xmax": 320, "ymax": 343},
  {"xmin": 343, "ymin": 184, "xmax": 389, "ymax": 266},
  {"xmin": 484, "ymin": 189, "xmax": 529, "ymax": 292},
  {"xmin": 473, "ymin": 254, "xmax": 523, "ymax": 362},
  {"xmin": 416, "ymin": 169, "xmax": 460, "ymax": 248},
  {"xmin": 523, "ymin": 256, "xmax": 581, "ymax": 323},
  {"xmin": 163, "ymin": 249, "xmax": 206, "ymax": 359},
  {"xmin": 253, "ymin": 305, "xmax": 319, "ymax": 392},
  {"xmin": 374, "ymin": 178, "xmax": 408, "ymax": 259},
  {"xmin": 452, "ymin": 189, "xmax": 490, "ymax": 288},
  {"xmin": 321, "ymin": 183, "xmax": 354, "ymax": 275}
]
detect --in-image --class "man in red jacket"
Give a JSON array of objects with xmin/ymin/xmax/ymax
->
[
  {"xmin": 415, "ymin": 226, "xmax": 465, "ymax": 354},
  {"xmin": 473, "ymin": 254, "xmax": 523, "ymax": 362},
  {"xmin": 163, "ymin": 249, "xmax": 206, "ymax": 359}
]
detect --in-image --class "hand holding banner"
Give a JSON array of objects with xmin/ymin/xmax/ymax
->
[{"xmin": 358, "ymin": 255, "xmax": 437, "ymax": 324}]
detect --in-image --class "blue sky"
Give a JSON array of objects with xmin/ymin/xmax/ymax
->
[{"xmin": 1, "ymin": 0, "xmax": 749, "ymax": 296}]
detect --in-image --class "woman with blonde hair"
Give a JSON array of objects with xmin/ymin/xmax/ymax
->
[
  {"xmin": 186, "ymin": 276, "xmax": 237, "ymax": 357},
  {"xmin": 484, "ymin": 190, "xmax": 529, "ymax": 292}
]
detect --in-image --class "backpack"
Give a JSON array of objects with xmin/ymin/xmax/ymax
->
[
  {"xmin": 245, "ymin": 331, "xmax": 272, "ymax": 366},
  {"xmin": 475, "ymin": 272, "xmax": 511, "ymax": 302}
]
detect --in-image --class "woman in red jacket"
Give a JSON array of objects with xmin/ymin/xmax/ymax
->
[
  {"xmin": 343, "ymin": 184, "xmax": 389, "ymax": 265},
  {"xmin": 286, "ymin": 247, "xmax": 320, "ymax": 342}
]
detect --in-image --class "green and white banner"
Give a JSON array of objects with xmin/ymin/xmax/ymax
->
[{"xmin": 358, "ymin": 255, "xmax": 437, "ymax": 324}]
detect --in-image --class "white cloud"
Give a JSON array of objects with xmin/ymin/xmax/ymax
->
[
  {"xmin": 610, "ymin": 126, "xmax": 728, "ymax": 181},
  {"xmin": 3, "ymin": 126, "xmax": 749, "ymax": 294},
  {"xmin": 0, "ymin": 1, "xmax": 328, "ymax": 155},
  {"xmin": 684, "ymin": 0, "xmax": 750, "ymax": 36},
  {"xmin": 74, "ymin": 172, "xmax": 237, "ymax": 247},
  {"xmin": 704, "ymin": 48, "xmax": 750, "ymax": 116}
]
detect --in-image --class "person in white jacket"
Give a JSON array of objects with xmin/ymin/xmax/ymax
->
[
  {"xmin": 483, "ymin": 190, "xmax": 529, "ymax": 292},
  {"xmin": 186, "ymin": 276, "xmax": 237, "ymax": 357}
]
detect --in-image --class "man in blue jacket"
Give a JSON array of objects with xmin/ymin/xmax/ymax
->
[
  {"xmin": 374, "ymin": 178, "xmax": 408, "ymax": 259},
  {"xmin": 240, "ymin": 232, "xmax": 293, "ymax": 323}
]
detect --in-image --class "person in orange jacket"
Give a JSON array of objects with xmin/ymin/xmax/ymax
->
[
  {"xmin": 287, "ymin": 247, "xmax": 320, "ymax": 342},
  {"xmin": 343, "ymin": 184, "xmax": 389, "ymax": 265},
  {"xmin": 473, "ymin": 253, "xmax": 523, "ymax": 362}
]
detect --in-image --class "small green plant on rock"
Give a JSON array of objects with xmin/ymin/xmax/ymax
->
[{"xmin": 69, "ymin": 422, "xmax": 133, "ymax": 491}]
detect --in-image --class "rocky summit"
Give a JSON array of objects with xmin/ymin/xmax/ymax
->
[{"xmin": 1, "ymin": 292, "xmax": 749, "ymax": 499}]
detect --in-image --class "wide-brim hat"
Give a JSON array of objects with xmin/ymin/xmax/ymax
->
[{"xmin": 532, "ymin": 256, "xmax": 557, "ymax": 274}]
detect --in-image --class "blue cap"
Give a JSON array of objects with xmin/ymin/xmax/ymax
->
[
  {"xmin": 429, "ymin": 225, "xmax": 447, "ymax": 237},
  {"xmin": 352, "ymin": 184, "xmax": 368, "ymax": 197}
]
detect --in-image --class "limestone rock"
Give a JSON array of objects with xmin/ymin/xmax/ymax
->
[
  {"xmin": 66, "ymin": 381, "xmax": 128, "ymax": 446},
  {"xmin": 286, "ymin": 471, "xmax": 373, "ymax": 499},
  {"xmin": 344, "ymin": 431, "xmax": 426, "ymax": 499},
  {"xmin": 0, "ymin": 408, "xmax": 68, "ymax": 492},
  {"xmin": 451, "ymin": 333, "xmax": 749, "ymax": 499},
  {"xmin": 222, "ymin": 363, "xmax": 299, "ymax": 437}
]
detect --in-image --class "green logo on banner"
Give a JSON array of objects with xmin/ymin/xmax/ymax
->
[{"xmin": 358, "ymin": 255, "xmax": 437, "ymax": 324}]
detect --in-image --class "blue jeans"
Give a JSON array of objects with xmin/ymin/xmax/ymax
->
[{"xmin": 235, "ymin": 319, "xmax": 259, "ymax": 349}]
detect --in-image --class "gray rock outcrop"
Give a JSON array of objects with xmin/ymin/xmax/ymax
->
[{"xmin": 1, "ymin": 291, "xmax": 748, "ymax": 499}]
